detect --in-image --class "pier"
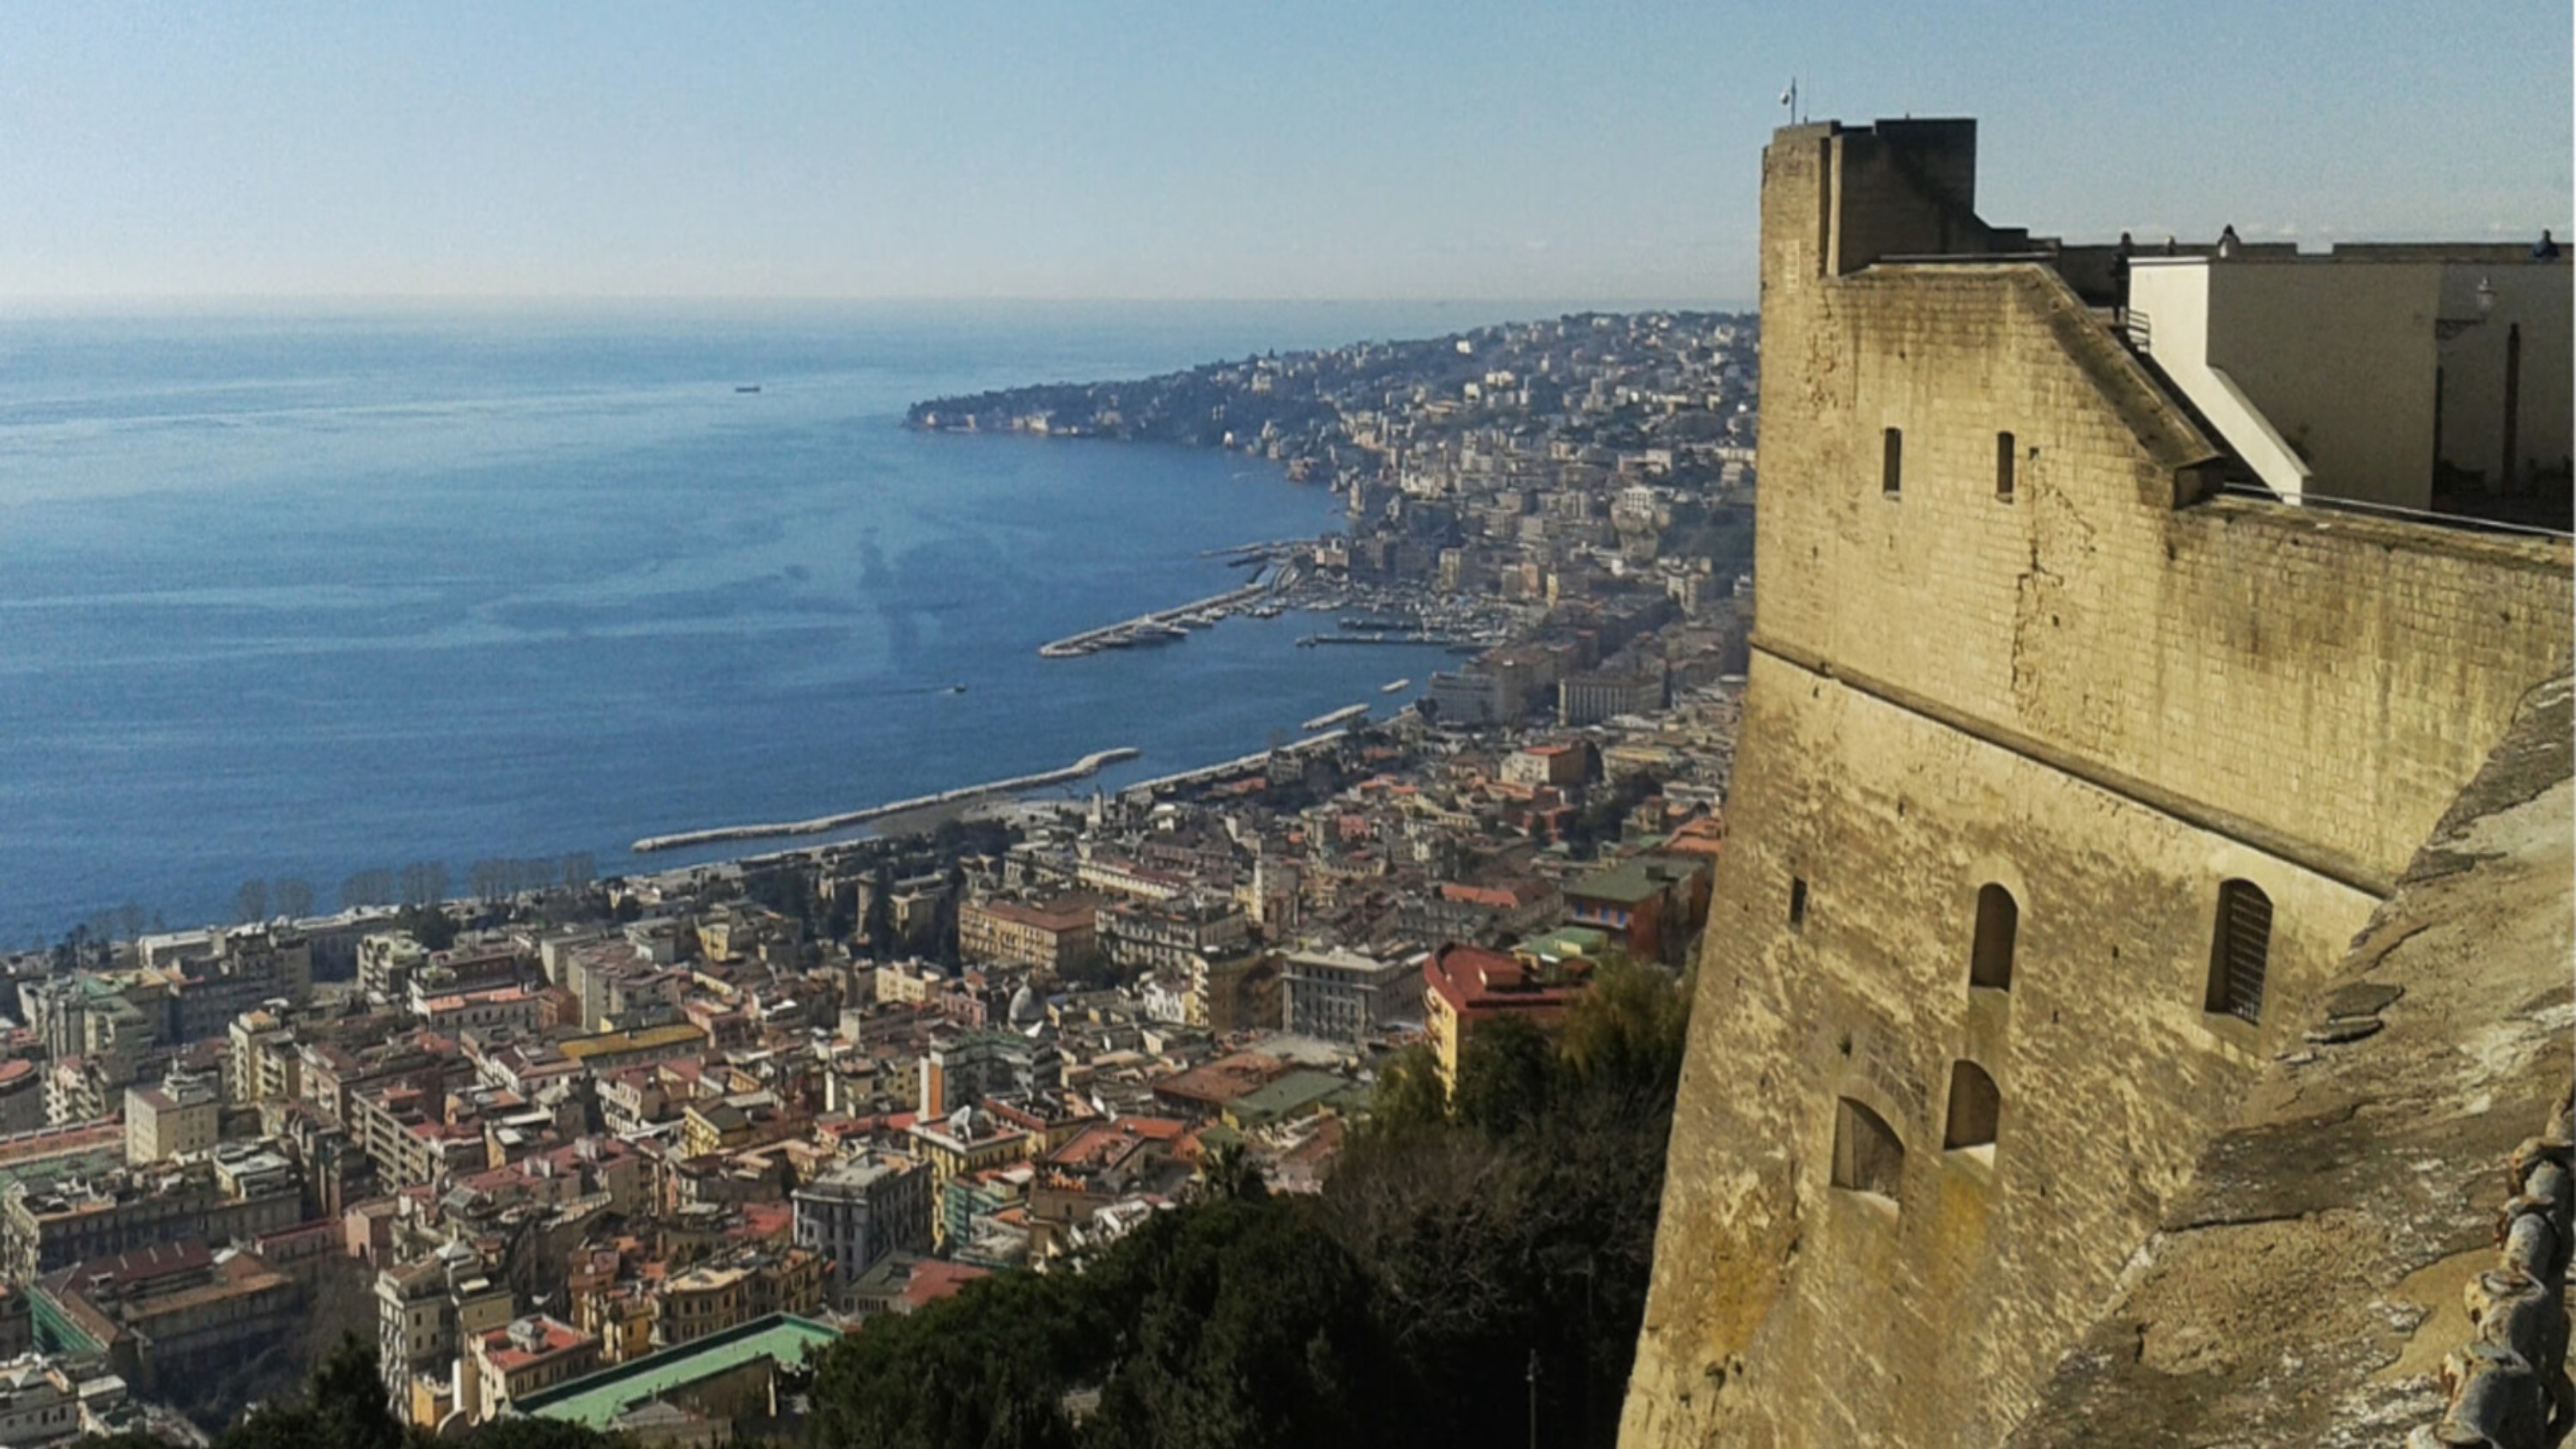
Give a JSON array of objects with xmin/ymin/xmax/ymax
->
[
  {"xmin": 1197, "ymin": 538, "xmax": 1308, "ymax": 561},
  {"xmin": 1036, "ymin": 582, "xmax": 1268, "ymax": 658},
  {"xmin": 631, "ymin": 747, "xmax": 1140, "ymax": 852},
  {"xmin": 1295, "ymin": 632, "xmax": 1471, "ymax": 648}
]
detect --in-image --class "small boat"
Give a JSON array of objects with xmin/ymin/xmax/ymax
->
[
  {"xmin": 735, "ymin": 385, "xmax": 762, "ymax": 394},
  {"xmin": 945, "ymin": 684, "xmax": 968, "ymax": 695},
  {"xmin": 1381, "ymin": 679, "xmax": 1411, "ymax": 694}
]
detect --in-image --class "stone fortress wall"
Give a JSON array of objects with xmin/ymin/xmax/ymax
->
[{"xmin": 1618, "ymin": 119, "xmax": 2573, "ymax": 1449}]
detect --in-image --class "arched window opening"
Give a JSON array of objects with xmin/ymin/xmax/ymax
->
[
  {"xmin": 1831, "ymin": 1097, "xmax": 1904, "ymax": 1201},
  {"xmin": 1944, "ymin": 1062, "xmax": 2001, "ymax": 1156},
  {"xmin": 1969, "ymin": 883, "xmax": 2018, "ymax": 990},
  {"xmin": 2205, "ymin": 880, "xmax": 2272, "ymax": 1023}
]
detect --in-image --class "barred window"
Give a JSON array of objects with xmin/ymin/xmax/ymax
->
[{"xmin": 2205, "ymin": 880, "xmax": 2272, "ymax": 1023}]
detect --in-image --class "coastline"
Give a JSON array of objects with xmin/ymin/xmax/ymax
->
[{"xmin": 629, "ymin": 746, "xmax": 1140, "ymax": 853}]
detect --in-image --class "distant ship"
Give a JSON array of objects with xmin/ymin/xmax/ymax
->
[
  {"xmin": 1381, "ymin": 678, "xmax": 1411, "ymax": 694},
  {"xmin": 735, "ymin": 385, "xmax": 762, "ymax": 394}
]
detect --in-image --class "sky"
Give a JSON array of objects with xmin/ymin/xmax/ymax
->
[{"xmin": 4, "ymin": 2, "xmax": 2569, "ymax": 304}]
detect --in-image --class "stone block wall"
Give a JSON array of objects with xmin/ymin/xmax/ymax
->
[
  {"xmin": 1619, "ymin": 119, "xmax": 2576, "ymax": 1449},
  {"xmin": 1619, "ymin": 649, "xmax": 2385, "ymax": 1447}
]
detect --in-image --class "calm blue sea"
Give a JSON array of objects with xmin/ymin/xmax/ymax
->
[{"xmin": 0, "ymin": 301, "xmax": 1546, "ymax": 946}]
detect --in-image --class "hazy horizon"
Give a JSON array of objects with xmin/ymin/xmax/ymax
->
[{"xmin": 7, "ymin": 3, "xmax": 2567, "ymax": 304}]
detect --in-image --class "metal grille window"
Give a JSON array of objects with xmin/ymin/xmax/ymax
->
[{"xmin": 2205, "ymin": 880, "xmax": 2273, "ymax": 1023}]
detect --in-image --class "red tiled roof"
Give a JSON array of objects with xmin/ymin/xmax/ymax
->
[{"xmin": 901, "ymin": 1260, "xmax": 991, "ymax": 1310}]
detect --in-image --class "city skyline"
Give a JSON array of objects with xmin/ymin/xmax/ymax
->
[{"xmin": 6, "ymin": 0, "xmax": 2571, "ymax": 304}]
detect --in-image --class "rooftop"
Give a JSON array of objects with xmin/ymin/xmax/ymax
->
[{"xmin": 517, "ymin": 1312, "xmax": 841, "ymax": 1428}]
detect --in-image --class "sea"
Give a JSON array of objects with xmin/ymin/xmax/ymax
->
[{"xmin": 0, "ymin": 300, "xmax": 1577, "ymax": 947}]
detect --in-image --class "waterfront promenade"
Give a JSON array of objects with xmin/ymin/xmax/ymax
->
[{"xmin": 631, "ymin": 747, "xmax": 1139, "ymax": 852}]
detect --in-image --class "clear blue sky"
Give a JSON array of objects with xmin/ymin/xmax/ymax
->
[{"xmin": 5, "ymin": 1, "xmax": 2567, "ymax": 303}]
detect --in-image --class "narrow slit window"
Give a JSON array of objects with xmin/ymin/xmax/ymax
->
[
  {"xmin": 2205, "ymin": 880, "xmax": 2272, "ymax": 1023},
  {"xmin": 1881, "ymin": 427, "xmax": 1903, "ymax": 496},
  {"xmin": 1996, "ymin": 431, "xmax": 2016, "ymax": 499},
  {"xmin": 1969, "ymin": 884, "xmax": 2017, "ymax": 990},
  {"xmin": 1943, "ymin": 1062, "xmax": 2000, "ymax": 1154},
  {"xmin": 1831, "ymin": 1097, "xmax": 1904, "ymax": 1199},
  {"xmin": 1789, "ymin": 876, "xmax": 1808, "ymax": 929}
]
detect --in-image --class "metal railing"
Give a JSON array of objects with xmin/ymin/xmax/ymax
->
[{"xmin": 2215, "ymin": 482, "xmax": 2574, "ymax": 540}]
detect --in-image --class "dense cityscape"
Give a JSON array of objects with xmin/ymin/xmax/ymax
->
[
  {"xmin": 0, "ymin": 309, "xmax": 1766, "ymax": 1444},
  {"xmin": 9, "ymin": 1, "xmax": 2570, "ymax": 1439}
]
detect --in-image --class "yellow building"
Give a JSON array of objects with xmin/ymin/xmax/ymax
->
[{"xmin": 122, "ymin": 1073, "xmax": 220, "ymax": 1164}]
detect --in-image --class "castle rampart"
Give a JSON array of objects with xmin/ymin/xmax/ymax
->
[{"xmin": 1620, "ymin": 119, "xmax": 2573, "ymax": 1449}]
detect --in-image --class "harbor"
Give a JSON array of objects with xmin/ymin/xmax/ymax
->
[{"xmin": 630, "ymin": 746, "xmax": 1141, "ymax": 852}]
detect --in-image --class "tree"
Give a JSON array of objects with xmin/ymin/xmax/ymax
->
[
  {"xmin": 217, "ymin": 1334, "xmax": 404, "ymax": 1449},
  {"xmin": 233, "ymin": 878, "xmax": 270, "ymax": 924},
  {"xmin": 272, "ymin": 878, "xmax": 315, "ymax": 920},
  {"xmin": 396, "ymin": 903, "xmax": 459, "ymax": 952},
  {"xmin": 455, "ymin": 1420, "xmax": 624, "ymax": 1449},
  {"xmin": 807, "ymin": 1270, "xmax": 1088, "ymax": 1449},
  {"xmin": 396, "ymin": 861, "xmax": 448, "ymax": 909},
  {"xmin": 1084, "ymin": 1201, "xmax": 1398, "ymax": 1449},
  {"xmin": 1365, "ymin": 1044, "xmax": 1449, "ymax": 1135},
  {"xmin": 1556, "ymin": 959, "xmax": 1692, "ymax": 1108},
  {"xmin": 341, "ymin": 867, "xmax": 395, "ymax": 910},
  {"xmin": 1449, "ymin": 1014, "xmax": 1554, "ymax": 1138},
  {"xmin": 1197, "ymin": 1135, "xmax": 1268, "ymax": 1203}
]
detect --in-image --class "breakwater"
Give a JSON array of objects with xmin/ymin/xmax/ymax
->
[
  {"xmin": 1117, "ymin": 729, "xmax": 1346, "ymax": 797},
  {"xmin": 631, "ymin": 747, "xmax": 1141, "ymax": 853},
  {"xmin": 1036, "ymin": 581, "xmax": 1271, "ymax": 658}
]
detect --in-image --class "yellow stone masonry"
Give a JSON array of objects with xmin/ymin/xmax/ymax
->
[{"xmin": 1619, "ymin": 119, "xmax": 2573, "ymax": 1449}]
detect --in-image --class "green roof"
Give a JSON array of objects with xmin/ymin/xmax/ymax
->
[
  {"xmin": 516, "ymin": 1313, "xmax": 841, "ymax": 1428},
  {"xmin": 1518, "ymin": 926, "xmax": 1610, "ymax": 963},
  {"xmin": 0, "ymin": 1147, "xmax": 123, "ymax": 1196},
  {"xmin": 1568, "ymin": 854, "xmax": 1701, "ymax": 905},
  {"xmin": 1225, "ymin": 1070, "xmax": 1347, "ymax": 1126}
]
